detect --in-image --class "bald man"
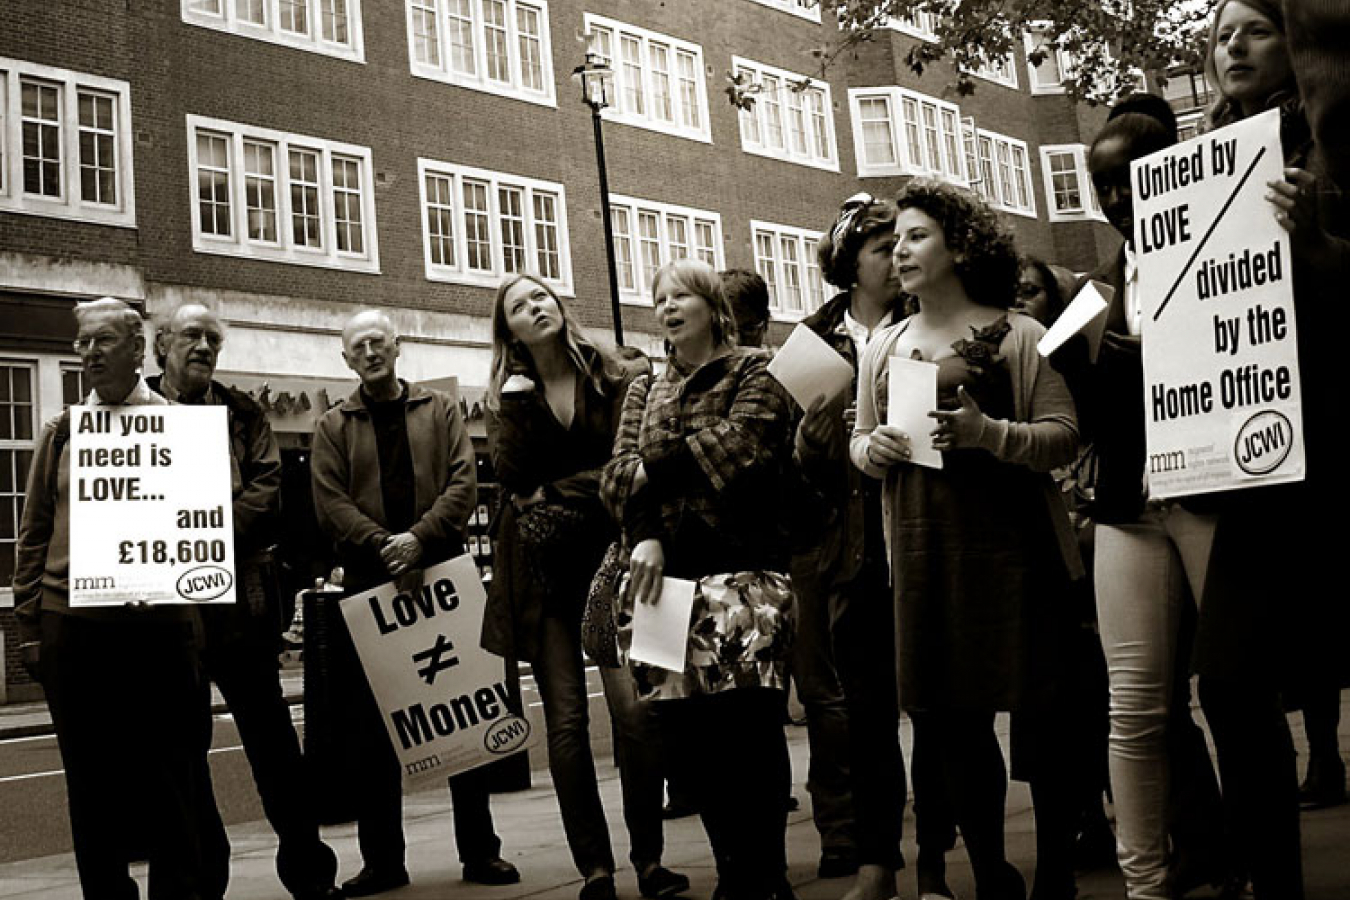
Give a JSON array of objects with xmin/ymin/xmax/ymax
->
[
  {"xmin": 149, "ymin": 303, "xmax": 340, "ymax": 900},
  {"xmin": 311, "ymin": 311, "xmax": 519, "ymax": 894}
]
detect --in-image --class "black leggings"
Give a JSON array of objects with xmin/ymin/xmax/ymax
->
[{"xmin": 655, "ymin": 689, "xmax": 790, "ymax": 900}]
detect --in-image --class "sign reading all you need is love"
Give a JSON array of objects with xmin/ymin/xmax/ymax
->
[{"xmin": 1134, "ymin": 107, "xmax": 1305, "ymax": 499}]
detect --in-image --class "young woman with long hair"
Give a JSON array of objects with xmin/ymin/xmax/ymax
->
[{"xmin": 481, "ymin": 273, "xmax": 687, "ymax": 900}]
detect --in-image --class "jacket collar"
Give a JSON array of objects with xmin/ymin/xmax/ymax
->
[
  {"xmin": 802, "ymin": 291, "xmax": 852, "ymax": 336},
  {"xmin": 339, "ymin": 379, "xmax": 433, "ymax": 414}
]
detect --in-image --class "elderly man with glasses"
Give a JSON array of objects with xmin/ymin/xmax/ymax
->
[
  {"xmin": 148, "ymin": 302, "xmax": 342, "ymax": 900},
  {"xmin": 13, "ymin": 297, "xmax": 224, "ymax": 899}
]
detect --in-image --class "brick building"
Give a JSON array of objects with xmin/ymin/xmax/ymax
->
[{"xmin": 0, "ymin": 0, "xmax": 1119, "ymax": 699}]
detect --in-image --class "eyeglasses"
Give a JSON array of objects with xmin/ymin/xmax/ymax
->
[
  {"xmin": 171, "ymin": 327, "xmax": 223, "ymax": 348},
  {"xmin": 1016, "ymin": 282, "xmax": 1046, "ymax": 299},
  {"xmin": 830, "ymin": 192, "xmax": 876, "ymax": 244},
  {"xmin": 72, "ymin": 334, "xmax": 122, "ymax": 353}
]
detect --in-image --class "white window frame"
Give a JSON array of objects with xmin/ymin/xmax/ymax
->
[
  {"xmin": 847, "ymin": 87, "xmax": 966, "ymax": 183},
  {"xmin": 742, "ymin": 0, "xmax": 821, "ymax": 23},
  {"xmin": 1039, "ymin": 143, "xmax": 1104, "ymax": 223},
  {"xmin": 0, "ymin": 58, "xmax": 135, "ymax": 227},
  {"xmin": 1023, "ymin": 27, "xmax": 1072, "ymax": 95},
  {"xmin": 966, "ymin": 53, "xmax": 1018, "ymax": 90},
  {"xmin": 0, "ymin": 358, "xmax": 38, "ymax": 607},
  {"xmin": 889, "ymin": 11, "xmax": 939, "ymax": 41},
  {"xmin": 968, "ymin": 128, "xmax": 1035, "ymax": 218},
  {"xmin": 749, "ymin": 220, "xmax": 828, "ymax": 321},
  {"xmin": 583, "ymin": 14, "xmax": 711, "ymax": 144},
  {"xmin": 608, "ymin": 193, "xmax": 722, "ymax": 303},
  {"xmin": 406, "ymin": 0, "xmax": 556, "ymax": 108},
  {"xmin": 181, "ymin": 0, "xmax": 366, "ymax": 63},
  {"xmin": 186, "ymin": 114, "xmax": 380, "ymax": 272},
  {"xmin": 732, "ymin": 57, "xmax": 838, "ymax": 172},
  {"xmin": 416, "ymin": 158, "xmax": 573, "ymax": 293}
]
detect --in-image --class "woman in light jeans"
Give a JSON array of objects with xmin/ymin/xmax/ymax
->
[{"xmin": 1052, "ymin": 109, "xmax": 1233, "ymax": 900}]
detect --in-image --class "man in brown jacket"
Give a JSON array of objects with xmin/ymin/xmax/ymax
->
[{"xmin": 311, "ymin": 309, "xmax": 519, "ymax": 894}]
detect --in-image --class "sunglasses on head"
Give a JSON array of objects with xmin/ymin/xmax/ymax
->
[{"xmin": 830, "ymin": 192, "xmax": 876, "ymax": 244}]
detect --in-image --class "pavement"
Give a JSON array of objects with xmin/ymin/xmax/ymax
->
[{"xmin": 1, "ymin": 672, "xmax": 1347, "ymax": 900}]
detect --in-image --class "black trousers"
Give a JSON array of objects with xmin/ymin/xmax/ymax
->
[
  {"xmin": 329, "ymin": 609, "xmax": 502, "ymax": 870},
  {"xmin": 1199, "ymin": 677, "xmax": 1303, "ymax": 900},
  {"xmin": 828, "ymin": 556, "xmax": 909, "ymax": 870},
  {"xmin": 200, "ymin": 605, "xmax": 337, "ymax": 896},
  {"xmin": 40, "ymin": 611, "xmax": 222, "ymax": 900},
  {"xmin": 655, "ymin": 688, "xmax": 790, "ymax": 900}
]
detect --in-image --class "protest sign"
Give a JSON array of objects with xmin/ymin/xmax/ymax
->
[
  {"xmin": 887, "ymin": 356, "xmax": 942, "ymax": 470},
  {"xmin": 340, "ymin": 555, "xmax": 539, "ymax": 786},
  {"xmin": 70, "ymin": 405, "xmax": 235, "ymax": 606},
  {"xmin": 1134, "ymin": 108, "xmax": 1304, "ymax": 498}
]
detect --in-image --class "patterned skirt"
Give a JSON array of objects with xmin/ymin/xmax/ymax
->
[{"xmin": 616, "ymin": 570, "xmax": 795, "ymax": 701}]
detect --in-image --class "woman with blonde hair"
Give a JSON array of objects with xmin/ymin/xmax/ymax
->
[
  {"xmin": 602, "ymin": 258, "xmax": 798, "ymax": 900},
  {"xmin": 482, "ymin": 273, "xmax": 687, "ymax": 900}
]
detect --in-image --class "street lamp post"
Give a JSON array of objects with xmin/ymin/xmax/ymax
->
[{"xmin": 572, "ymin": 47, "xmax": 625, "ymax": 346}]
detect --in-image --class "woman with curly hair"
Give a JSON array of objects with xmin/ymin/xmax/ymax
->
[{"xmin": 850, "ymin": 180, "xmax": 1082, "ymax": 900}]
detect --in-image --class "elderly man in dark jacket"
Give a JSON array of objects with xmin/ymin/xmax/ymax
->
[{"xmin": 149, "ymin": 302, "xmax": 341, "ymax": 900}]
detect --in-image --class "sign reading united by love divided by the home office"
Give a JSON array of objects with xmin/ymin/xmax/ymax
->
[
  {"xmin": 1134, "ymin": 107, "xmax": 1306, "ymax": 499},
  {"xmin": 69, "ymin": 405, "xmax": 236, "ymax": 606},
  {"xmin": 341, "ymin": 555, "xmax": 540, "ymax": 786}
]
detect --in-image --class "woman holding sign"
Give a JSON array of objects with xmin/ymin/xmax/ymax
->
[
  {"xmin": 1196, "ymin": 2, "xmax": 1348, "ymax": 895},
  {"xmin": 482, "ymin": 274, "xmax": 688, "ymax": 900},
  {"xmin": 850, "ymin": 179, "xmax": 1081, "ymax": 900},
  {"xmin": 601, "ymin": 258, "xmax": 797, "ymax": 900}
]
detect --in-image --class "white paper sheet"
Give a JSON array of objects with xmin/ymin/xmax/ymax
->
[
  {"xmin": 629, "ymin": 577, "xmax": 697, "ymax": 673},
  {"xmin": 886, "ymin": 355, "xmax": 943, "ymax": 470},
  {"xmin": 1037, "ymin": 281, "xmax": 1113, "ymax": 362},
  {"xmin": 767, "ymin": 323, "xmax": 855, "ymax": 410}
]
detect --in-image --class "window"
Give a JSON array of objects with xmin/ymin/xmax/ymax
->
[
  {"xmin": 967, "ymin": 53, "xmax": 1018, "ymax": 89},
  {"xmin": 1039, "ymin": 144, "xmax": 1103, "ymax": 222},
  {"xmin": 408, "ymin": 0, "xmax": 554, "ymax": 107},
  {"xmin": 1023, "ymin": 27, "xmax": 1073, "ymax": 94},
  {"xmin": 583, "ymin": 14, "xmax": 710, "ymax": 143},
  {"xmin": 847, "ymin": 87, "xmax": 966, "ymax": 182},
  {"xmin": 967, "ymin": 128, "xmax": 1035, "ymax": 217},
  {"xmin": 733, "ymin": 57, "xmax": 838, "ymax": 171},
  {"xmin": 750, "ymin": 221, "xmax": 828, "ymax": 319},
  {"xmin": 609, "ymin": 194, "xmax": 721, "ymax": 301},
  {"xmin": 0, "ymin": 58, "xmax": 134, "ymax": 226},
  {"xmin": 181, "ymin": 0, "xmax": 365, "ymax": 62},
  {"xmin": 417, "ymin": 159, "xmax": 571, "ymax": 292},
  {"xmin": 187, "ymin": 115, "xmax": 379, "ymax": 271},
  {"xmin": 743, "ymin": 0, "xmax": 820, "ymax": 22},
  {"xmin": 890, "ymin": 11, "xmax": 939, "ymax": 41},
  {"xmin": 0, "ymin": 361, "xmax": 36, "ymax": 591}
]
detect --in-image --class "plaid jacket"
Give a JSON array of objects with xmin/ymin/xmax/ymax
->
[{"xmin": 601, "ymin": 349, "xmax": 794, "ymax": 574}]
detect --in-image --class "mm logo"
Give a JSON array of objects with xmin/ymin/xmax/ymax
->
[
  {"xmin": 483, "ymin": 715, "xmax": 530, "ymax": 755},
  {"xmin": 176, "ymin": 566, "xmax": 233, "ymax": 601},
  {"xmin": 1235, "ymin": 410, "xmax": 1294, "ymax": 475}
]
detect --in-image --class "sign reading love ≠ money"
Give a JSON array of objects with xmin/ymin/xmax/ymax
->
[
  {"xmin": 69, "ymin": 405, "xmax": 235, "ymax": 606},
  {"xmin": 340, "ymin": 555, "xmax": 539, "ymax": 786},
  {"xmin": 1134, "ymin": 107, "xmax": 1305, "ymax": 498}
]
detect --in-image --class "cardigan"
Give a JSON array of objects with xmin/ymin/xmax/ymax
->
[{"xmin": 849, "ymin": 312, "xmax": 1083, "ymax": 580}]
